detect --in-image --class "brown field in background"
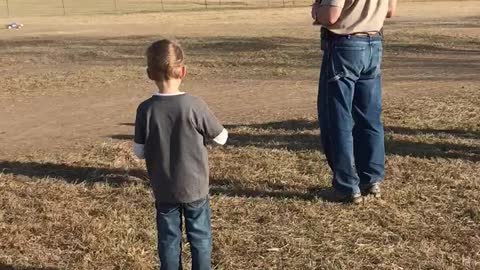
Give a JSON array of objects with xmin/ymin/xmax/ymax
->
[
  {"xmin": 0, "ymin": 2, "xmax": 479, "ymax": 270},
  {"xmin": 0, "ymin": 0, "xmax": 475, "ymax": 17}
]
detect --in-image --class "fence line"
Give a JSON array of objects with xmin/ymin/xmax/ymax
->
[
  {"xmin": 5, "ymin": 0, "xmax": 9, "ymax": 17},
  {"xmin": 61, "ymin": 0, "xmax": 65, "ymax": 16},
  {"xmin": 0, "ymin": 0, "xmax": 312, "ymax": 18}
]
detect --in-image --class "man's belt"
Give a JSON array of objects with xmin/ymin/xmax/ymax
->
[
  {"xmin": 320, "ymin": 28, "xmax": 383, "ymax": 50},
  {"xmin": 322, "ymin": 28, "xmax": 383, "ymax": 38}
]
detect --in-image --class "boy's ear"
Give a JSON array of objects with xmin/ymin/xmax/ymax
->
[
  {"xmin": 147, "ymin": 67, "xmax": 155, "ymax": 81},
  {"xmin": 180, "ymin": 66, "xmax": 187, "ymax": 79}
]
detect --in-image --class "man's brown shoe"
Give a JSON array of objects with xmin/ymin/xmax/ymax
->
[
  {"xmin": 366, "ymin": 183, "xmax": 381, "ymax": 198},
  {"xmin": 336, "ymin": 191, "xmax": 363, "ymax": 204},
  {"xmin": 314, "ymin": 189, "xmax": 363, "ymax": 204},
  {"xmin": 351, "ymin": 192, "xmax": 364, "ymax": 204}
]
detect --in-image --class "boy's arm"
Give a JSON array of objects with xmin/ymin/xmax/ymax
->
[
  {"xmin": 133, "ymin": 143, "xmax": 145, "ymax": 159},
  {"xmin": 133, "ymin": 105, "xmax": 147, "ymax": 159},
  {"xmin": 192, "ymin": 100, "xmax": 228, "ymax": 145},
  {"xmin": 213, "ymin": 128, "xmax": 228, "ymax": 146},
  {"xmin": 387, "ymin": 0, "xmax": 398, "ymax": 18}
]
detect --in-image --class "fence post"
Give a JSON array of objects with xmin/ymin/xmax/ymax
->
[
  {"xmin": 204, "ymin": 0, "xmax": 207, "ymax": 9},
  {"xmin": 160, "ymin": 0, "xmax": 164, "ymax": 11},
  {"xmin": 113, "ymin": 0, "xmax": 118, "ymax": 12},
  {"xmin": 5, "ymin": 0, "xmax": 9, "ymax": 17},
  {"xmin": 61, "ymin": 0, "xmax": 66, "ymax": 15}
]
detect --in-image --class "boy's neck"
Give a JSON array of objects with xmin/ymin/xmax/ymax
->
[{"xmin": 155, "ymin": 79, "xmax": 183, "ymax": 95}]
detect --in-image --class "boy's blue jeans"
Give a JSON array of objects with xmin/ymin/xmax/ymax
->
[
  {"xmin": 155, "ymin": 197, "xmax": 212, "ymax": 270},
  {"xmin": 318, "ymin": 34, "xmax": 386, "ymax": 195}
]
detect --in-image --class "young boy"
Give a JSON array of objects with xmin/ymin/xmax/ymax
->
[{"xmin": 133, "ymin": 39, "xmax": 228, "ymax": 270}]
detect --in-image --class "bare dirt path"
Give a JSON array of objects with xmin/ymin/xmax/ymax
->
[
  {"xmin": 1, "ymin": 2, "xmax": 479, "ymax": 157},
  {"xmin": 0, "ymin": 78, "xmax": 322, "ymax": 157},
  {"xmin": 1, "ymin": 1, "xmax": 479, "ymax": 40}
]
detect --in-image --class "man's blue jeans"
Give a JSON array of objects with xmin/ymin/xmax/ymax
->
[
  {"xmin": 318, "ymin": 34, "xmax": 385, "ymax": 195},
  {"xmin": 155, "ymin": 197, "xmax": 212, "ymax": 270}
]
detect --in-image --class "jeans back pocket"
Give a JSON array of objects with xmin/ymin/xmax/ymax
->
[{"xmin": 330, "ymin": 45, "xmax": 366, "ymax": 82}]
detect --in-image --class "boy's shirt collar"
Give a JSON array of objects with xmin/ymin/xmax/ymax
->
[{"xmin": 153, "ymin": 92, "xmax": 186, "ymax": 97}]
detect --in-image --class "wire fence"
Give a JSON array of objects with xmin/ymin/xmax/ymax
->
[{"xmin": 0, "ymin": 0, "xmax": 313, "ymax": 17}]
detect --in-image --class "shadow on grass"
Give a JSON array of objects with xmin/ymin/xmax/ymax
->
[
  {"xmin": 111, "ymin": 119, "xmax": 479, "ymax": 161},
  {"xmin": 1, "ymin": 35, "xmax": 479, "ymax": 82},
  {"xmin": 119, "ymin": 122, "xmax": 135, "ymax": 127},
  {"xmin": 0, "ymin": 160, "xmax": 333, "ymax": 201},
  {"xmin": 226, "ymin": 121, "xmax": 480, "ymax": 161},
  {"xmin": 225, "ymin": 120, "xmax": 318, "ymax": 131},
  {"xmin": 210, "ymin": 179, "xmax": 358, "ymax": 203},
  {"xmin": 111, "ymin": 134, "xmax": 135, "ymax": 140},
  {"xmin": 226, "ymin": 121, "xmax": 479, "ymax": 140},
  {"xmin": 8, "ymin": 121, "xmax": 477, "ymax": 203},
  {"xmin": 386, "ymin": 16, "xmax": 480, "ymax": 29},
  {"xmin": 0, "ymin": 263, "xmax": 58, "ymax": 270},
  {"xmin": 385, "ymin": 126, "xmax": 479, "ymax": 140},
  {"xmin": 223, "ymin": 133, "xmax": 479, "ymax": 161},
  {"xmin": 0, "ymin": 161, "xmax": 147, "ymax": 186},
  {"xmin": 210, "ymin": 178, "xmax": 318, "ymax": 201}
]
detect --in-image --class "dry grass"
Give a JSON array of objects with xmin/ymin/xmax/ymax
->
[
  {"xmin": 1, "ymin": 86, "xmax": 479, "ymax": 269},
  {"xmin": 1, "ymin": 22, "xmax": 479, "ymax": 97},
  {"xmin": 1, "ymin": 90, "xmax": 479, "ymax": 269},
  {"xmin": 0, "ymin": 0, "xmax": 470, "ymax": 17},
  {"xmin": 1, "ymin": 4, "xmax": 480, "ymax": 270}
]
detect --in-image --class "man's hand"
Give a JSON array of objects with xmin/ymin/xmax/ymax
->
[
  {"xmin": 312, "ymin": 3, "xmax": 321, "ymax": 24},
  {"xmin": 387, "ymin": 0, "xmax": 398, "ymax": 18},
  {"xmin": 312, "ymin": 3, "xmax": 320, "ymax": 22}
]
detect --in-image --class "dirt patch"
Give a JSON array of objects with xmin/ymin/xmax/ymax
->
[
  {"xmin": 0, "ymin": 3, "xmax": 479, "ymax": 270},
  {"xmin": 1, "ymin": 14, "xmax": 479, "ymax": 155}
]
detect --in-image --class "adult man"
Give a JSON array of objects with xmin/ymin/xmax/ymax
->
[{"xmin": 312, "ymin": 0, "xmax": 397, "ymax": 204}]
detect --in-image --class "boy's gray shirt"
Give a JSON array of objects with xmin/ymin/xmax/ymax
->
[{"xmin": 135, "ymin": 93, "xmax": 224, "ymax": 203}]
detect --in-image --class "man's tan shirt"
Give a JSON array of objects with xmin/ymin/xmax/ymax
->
[{"xmin": 320, "ymin": 0, "xmax": 389, "ymax": 34}]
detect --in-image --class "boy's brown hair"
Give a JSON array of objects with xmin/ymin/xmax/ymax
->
[{"xmin": 146, "ymin": 39, "xmax": 185, "ymax": 81}]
